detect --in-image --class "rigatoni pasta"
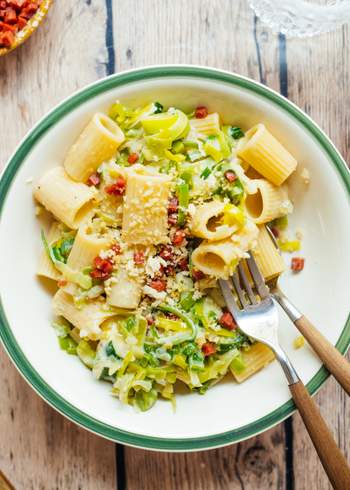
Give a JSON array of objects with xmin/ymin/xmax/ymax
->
[
  {"xmin": 107, "ymin": 267, "xmax": 143, "ymax": 309},
  {"xmin": 34, "ymin": 167, "xmax": 97, "ymax": 229},
  {"xmin": 230, "ymin": 342, "xmax": 275, "ymax": 383},
  {"xmin": 64, "ymin": 113, "xmax": 125, "ymax": 182},
  {"xmin": 245, "ymin": 179, "xmax": 289, "ymax": 224},
  {"xmin": 34, "ymin": 101, "xmax": 299, "ymax": 412},
  {"xmin": 191, "ymin": 201, "xmax": 237, "ymax": 241},
  {"xmin": 67, "ymin": 223, "xmax": 112, "ymax": 271},
  {"xmin": 190, "ymin": 112, "xmax": 220, "ymax": 136},
  {"xmin": 238, "ymin": 123, "xmax": 297, "ymax": 186},
  {"xmin": 253, "ymin": 225, "xmax": 286, "ymax": 281},
  {"xmin": 191, "ymin": 239, "xmax": 237, "ymax": 278},
  {"xmin": 37, "ymin": 221, "xmax": 62, "ymax": 281},
  {"xmin": 53, "ymin": 289, "xmax": 116, "ymax": 340},
  {"xmin": 122, "ymin": 165, "xmax": 171, "ymax": 245}
]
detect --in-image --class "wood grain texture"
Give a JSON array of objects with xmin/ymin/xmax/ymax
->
[
  {"xmin": 114, "ymin": 0, "xmax": 258, "ymax": 72},
  {"xmin": 0, "ymin": 344, "xmax": 116, "ymax": 490},
  {"xmin": 0, "ymin": 1, "xmax": 117, "ymax": 489},
  {"xmin": 125, "ymin": 426, "xmax": 287, "ymax": 490}
]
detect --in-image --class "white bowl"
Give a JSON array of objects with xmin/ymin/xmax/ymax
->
[{"xmin": 0, "ymin": 66, "xmax": 349, "ymax": 451}]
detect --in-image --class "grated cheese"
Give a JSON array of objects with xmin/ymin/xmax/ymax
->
[{"xmin": 300, "ymin": 168, "xmax": 310, "ymax": 185}]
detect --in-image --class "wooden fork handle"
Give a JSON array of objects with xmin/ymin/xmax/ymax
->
[
  {"xmin": 289, "ymin": 381, "xmax": 350, "ymax": 490},
  {"xmin": 0, "ymin": 470, "xmax": 15, "ymax": 490},
  {"xmin": 295, "ymin": 315, "xmax": 350, "ymax": 396}
]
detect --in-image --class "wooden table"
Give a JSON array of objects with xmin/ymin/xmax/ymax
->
[{"xmin": 0, "ymin": 1, "xmax": 349, "ymax": 488}]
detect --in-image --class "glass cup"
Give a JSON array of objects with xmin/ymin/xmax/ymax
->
[{"xmin": 249, "ymin": 0, "xmax": 350, "ymax": 38}]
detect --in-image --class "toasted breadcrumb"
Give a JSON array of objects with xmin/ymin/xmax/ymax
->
[{"xmin": 301, "ymin": 168, "xmax": 310, "ymax": 185}]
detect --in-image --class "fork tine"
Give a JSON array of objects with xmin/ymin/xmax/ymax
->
[
  {"xmin": 265, "ymin": 225, "xmax": 280, "ymax": 252},
  {"xmin": 231, "ymin": 271, "xmax": 248, "ymax": 308},
  {"xmin": 218, "ymin": 279, "xmax": 240, "ymax": 316},
  {"xmin": 246, "ymin": 252, "xmax": 270, "ymax": 299},
  {"xmin": 238, "ymin": 262, "xmax": 257, "ymax": 304}
]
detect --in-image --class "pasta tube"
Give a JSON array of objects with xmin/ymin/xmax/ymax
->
[
  {"xmin": 37, "ymin": 221, "xmax": 62, "ymax": 281},
  {"xmin": 192, "ymin": 220, "xmax": 258, "ymax": 279},
  {"xmin": 230, "ymin": 342, "xmax": 275, "ymax": 382},
  {"xmin": 245, "ymin": 179, "xmax": 288, "ymax": 224},
  {"xmin": 253, "ymin": 225, "xmax": 285, "ymax": 281},
  {"xmin": 191, "ymin": 201, "xmax": 237, "ymax": 242},
  {"xmin": 238, "ymin": 124, "xmax": 297, "ymax": 186},
  {"xmin": 191, "ymin": 238, "xmax": 239, "ymax": 279},
  {"xmin": 122, "ymin": 165, "xmax": 171, "ymax": 245},
  {"xmin": 34, "ymin": 167, "xmax": 97, "ymax": 229},
  {"xmin": 190, "ymin": 113, "xmax": 220, "ymax": 136},
  {"xmin": 67, "ymin": 223, "xmax": 112, "ymax": 271},
  {"xmin": 53, "ymin": 289, "xmax": 115, "ymax": 340},
  {"xmin": 106, "ymin": 268, "xmax": 142, "ymax": 310},
  {"xmin": 64, "ymin": 113, "xmax": 125, "ymax": 182}
]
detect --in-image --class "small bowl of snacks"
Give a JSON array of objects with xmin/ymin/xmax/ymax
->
[{"xmin": 0, "ymin": 0, "xmax": 53, "ymax": 56}]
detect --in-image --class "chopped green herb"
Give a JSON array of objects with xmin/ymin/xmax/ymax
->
[
  {"xmin": 154, "ymin": 102, "xmax": 164, "ymax": 114},
  {"xmin": 105, "ymin": 341, "xmax": 117, "ymax": 357},
  {"xmin": 229, "ymin": 126, "xmax": 245, "ymax": 139},
  {"xmin": 200, "ymin": 167, "xmax": 211, "ymax": 179}
]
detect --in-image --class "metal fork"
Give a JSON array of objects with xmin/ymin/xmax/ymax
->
[{"xmin": 219, "ymin": 255, "xmax": 350, "ymax": 490}]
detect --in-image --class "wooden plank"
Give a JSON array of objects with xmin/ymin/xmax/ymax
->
[
  {"xmin": 285, "ymin": 25, "xmax": 350, "ymax": 490},
  {"xmin": 125, "ymin": 426, "xmax": 287, "ymax": 490},
  {"xmin": 0, "ymin": 1, "xmax": 117, "ymax": 489},
  {"xmin": 287, "ymin": 26, "xmax": 350, "ymax": 161},
  {"xmin": 113, "ymin": 0, "xmax": 258, "ymax": 73},
  {"xmin": 113, "ymin": 2, "xmax": 288, "ymax": 488},
  {"xmin": 0, "ymin": 346, "xmax": 117, "ymax": 490}
]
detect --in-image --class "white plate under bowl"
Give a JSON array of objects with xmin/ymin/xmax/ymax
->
[{"xmin": 0, "ymin": 66, "xmax": 349, "ymax": 451}]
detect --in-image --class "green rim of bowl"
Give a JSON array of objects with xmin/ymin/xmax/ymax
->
[{"xmin": 0, "ymin": 66, "xmax": 349, "ymax": 451}]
